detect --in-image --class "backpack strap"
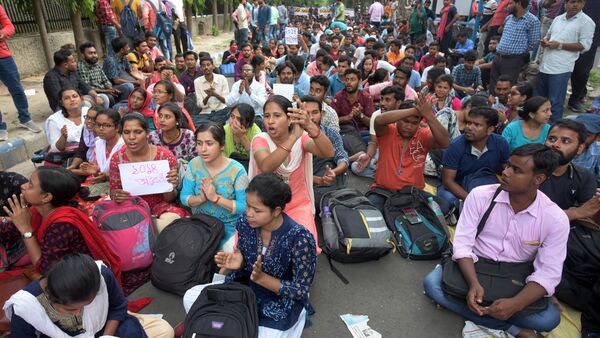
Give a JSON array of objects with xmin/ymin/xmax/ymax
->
[
  {"xmin": 127, "ymin": 0, "xmax": 134, "ymax": 7},
  {"xmin": 324, "ymin": 250, "xmax": 349, "ymax": 285},
  {"xmin": 475, "ymin": 186, "xmax": 503, "ymax": 237}
]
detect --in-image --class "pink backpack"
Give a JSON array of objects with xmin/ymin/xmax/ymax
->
[{"xmin": 92, "ymin": 197, "xmax": 156, "ymax": 272}]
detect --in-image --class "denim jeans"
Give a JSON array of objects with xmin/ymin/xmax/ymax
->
[
  {"xmin": 535, "ymin": 71, "xmax": 572, "ymax": 123},
  {"xmin": 423, "ymin": 264, "xmax": 561, "ymax": 336},
  {"xmin": 237, "ymin": 28, "xmax": 249, "ymax": 46},
  {"xmin": 269, "ymin": 24, "xmax": 278, "ymax": 41},
  {"xmin": 0, "ymin": 56, "xmax": 32, "ymax": 130},
  {"xmin": 259, "ymin": 26, "xmax": 269, "ymax": 44},
  {"xmin": 436, "ymin": 185, "xmax": 460, "ymax": 215},
  {"xmin": 101, "ymin": 25, "xmax": 118, "ymax": 59},
  {"xmin": 113, "ymin": 83, "xmax": 134, "ymax": 104},
  {"xmin": 159, "ymin": 35, "xmax": 173, "ymax": 61}
]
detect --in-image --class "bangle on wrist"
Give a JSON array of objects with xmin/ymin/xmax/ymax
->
[
  {"xmin": 212, "ymin": 195, "xmax": 221, "ymax": 204},
  {"xmin": 278, "ymin": 144, "xmax": 291, "ymax": 152}
]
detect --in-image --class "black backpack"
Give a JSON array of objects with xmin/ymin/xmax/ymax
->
[
  {"xmin": 183, "ymin": 283, "xmax": 259, "ymax": 338},
  {"xmin": 319, "ymin": 189, "xmax": 394, "ymax": 283},
  {"xmin": 382, "ymin": 186, "xmax": 450, "ymax": 260},
  {"xmin": 120, "ymin": 0, "xmax": 141, "ymax": 39},
  {"xmin": 151, "ymin": 214, "xmax": 224, "ymax": 296}
]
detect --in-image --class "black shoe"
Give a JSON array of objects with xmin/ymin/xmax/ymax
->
[{"xmin": 568, "ymin": 102, "xmax": 585, "ymax": 113}]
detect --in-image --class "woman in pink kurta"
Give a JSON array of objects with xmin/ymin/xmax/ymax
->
[{"xmin": 249, "ymin": 95, "xmax": 335, "ymax": 254}]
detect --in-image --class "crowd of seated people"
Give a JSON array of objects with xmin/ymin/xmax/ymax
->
[{"xmin": 1, "ymin": 0, "xmax": 599, "ymax": 336}]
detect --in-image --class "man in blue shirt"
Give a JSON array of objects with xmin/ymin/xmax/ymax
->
[
  {"xmin": 439, "ymin": 106, "xmax": 510, "ymax": 213},
  {"xmin": 572, "ymin": 113, "xmax": 600, "ymax": 185},
  {"xmin": 489, "ymin": 0, "xmax": 541, "ymax": 94},
  {"xmin": 328, "ymin": 55, "xmax": 351, "ymax": 98},
  {"xmin": 451, "ymin": 50, "xmax": 483, "ymax": 99},
  {"xmin": 453, "ymin": 31, "xmax": 475, "ymax": 54},
  {"xmin": 257, "ymin": 0, "xmax": 271, "ymax": 44}
]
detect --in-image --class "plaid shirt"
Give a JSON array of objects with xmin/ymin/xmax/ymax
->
[
  {"xmin": 77, "ymin": 60, "xmax": 111, "ymax": 89},
  {"xmin": 497, "ymin": 11, "xmax": 541, "ymax": 55},
  {"xmin": 103, "ymin": 55, "xmax": 132, "ymax": 82},
  {"xmin": 322, "ymin": 125, "xmax": 349, "ymax": 166},
  {"xmin": 96, "ymin": 0, "xmax": 117, "ymax": 26},
  {"xmin": 451, "ymin": 64, "xmax": 482, "ymax": 88}
]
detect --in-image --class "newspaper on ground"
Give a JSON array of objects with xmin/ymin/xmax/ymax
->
[
  {"xmin": 340, "ymin": 314, "xmax": 382, "ymax": 338},
  {"xmin": 462, "ymin": 321, "xmax": 516, "ymax": 338}
]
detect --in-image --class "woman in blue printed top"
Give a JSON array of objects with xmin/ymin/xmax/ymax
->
[
  {"xmin": 180, "ymin": 122, "xmax": 249, "ymax": 252},
  {"xmin": 4, "ymin": 254, "xmax": 173, "ymax": 338},
  {"xmin": 183, "ymin": 173, "xmax": 317, "ymax": 338}
]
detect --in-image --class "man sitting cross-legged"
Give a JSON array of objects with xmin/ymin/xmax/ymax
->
[{"xmin": 424, "ymin": 143, "xmax": 568, "ymax": 338}]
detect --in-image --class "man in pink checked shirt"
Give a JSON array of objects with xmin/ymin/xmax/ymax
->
[{"xmin": 424, "ymin": 143, "xmax": 569, "ymax": 338}]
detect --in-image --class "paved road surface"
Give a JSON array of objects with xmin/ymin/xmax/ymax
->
[{"xmin": 129, "ymin": 174, "xmax": 465, "ymax": 337}]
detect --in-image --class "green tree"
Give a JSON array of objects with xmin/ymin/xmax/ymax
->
[{"xmin": 55, "ymin": 0, "xmax": 96, "ymax": 49}]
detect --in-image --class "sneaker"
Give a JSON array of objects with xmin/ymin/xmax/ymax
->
[
  {"xmin": 568, "ymin": 102, "xmax": 585, "ymax": 113},
  {"xmin": 18, "ymin": 120, "xmax": 42, "ymax": 133},
  {"xmin": 0, "ymin": 130, "xmax": 7, "ymax": 141}
]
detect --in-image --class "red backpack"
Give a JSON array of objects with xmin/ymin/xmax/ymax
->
[{"xmin": 92, "ymin": 197, "xmax": 156, "ymax": 272}]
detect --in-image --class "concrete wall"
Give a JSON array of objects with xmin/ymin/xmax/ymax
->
[
  {"xmin": 7, "ymin": 29, "xmax": 104, "ymax": 77},
  {"xmin": 8, "ymin": 15, "xmax": 231, "ymax": 78}
]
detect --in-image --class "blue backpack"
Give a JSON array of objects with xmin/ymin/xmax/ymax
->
[
  {"xmin": 381, "ymin": 186, "xmax": 450, "ymax": 260},
  {"xmin": 120, "ymin": 0, "xmax": 140, "ymax": 39},
  {"xmin": 147, "ymin": 0, "xmax": 173, "ymax": 40}
]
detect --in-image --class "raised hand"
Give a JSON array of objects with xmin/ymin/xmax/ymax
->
[
  {"xmin": 250, "ymin": 254, "xmax": 265, "ymax": 283},
  {"xmin": 215, "ymin": 247, "xmax": 244, "ymax": 270},
  {"xmin": 2, "ymin": 194, "xmax": 32, "ymax": 235}
]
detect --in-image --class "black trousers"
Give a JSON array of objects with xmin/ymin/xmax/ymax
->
[
  {"xmin": 489, "ymin": 53, "xmax": 528, "ymax": 96},
  {"xmin": 569, "ymin": 45, "xmax": 598, "ymax": 106},
  {"xmin": 173, "ymin": 22, "xmax": 189, "ymax": 55}
]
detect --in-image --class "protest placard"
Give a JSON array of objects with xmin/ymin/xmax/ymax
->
[{"xmin": 119, "ymin": 160, "xmax": 173, "ymax": 196}]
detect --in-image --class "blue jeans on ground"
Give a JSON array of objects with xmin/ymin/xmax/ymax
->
[
  {"xmin": 113, "ymin": 83, "xmax": 134, "ymax": 104},
  {"xmin": 350, "ymin": 149, "xmax": 378, "ymax": 179},
  {"xmin": 101, "ymin": 25, "xmax": 118, "ymax": 59},
  {"xmin": 423, "ymin": 264, "xmax": 561, "ymax": 336},
  {"xmin": 535, "ymin": 71, "xmax": 572, "ymax": 123},
  {"xmin": 437, "ymin": 185, "xmax": 460, "ymax": 215},
  {"xmin": 0, "ymin": 56, "xmax": 32, "ymax": 130}
]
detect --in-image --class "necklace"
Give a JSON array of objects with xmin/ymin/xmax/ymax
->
[{"xmin": 162, "ymin": 129, "xmax": 181, "ymax": 144}]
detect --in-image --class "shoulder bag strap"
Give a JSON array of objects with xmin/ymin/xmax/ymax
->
[{"xmin": 475, "ymin": 186, "xmax": 503, "ymax": 237}]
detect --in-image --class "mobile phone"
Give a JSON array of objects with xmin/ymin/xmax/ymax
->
[
  {"xmin": 402, "ymin": 208, "xmax": 422, "ymax": 225},
  {"xmin": 292, "ymin": 101, "xmax": 298, "ymax": 109}
]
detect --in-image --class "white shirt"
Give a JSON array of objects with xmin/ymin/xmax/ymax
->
[
  {"xmin": 45, "ymin": 107, "xmax": 89, "ymax": 152},
  {"xmin": 539, "ymin": 11, "xmax": 595, "ymax": 74},
  {"xmin": 354, "ymin": 46, "xmax": 366, "ymax": 65},
  {"xmin": 169, "ymin": 0, "xmax": 184, "ymax": 20},
  {"xmin": 421, "ymin": 66, "xmax": 451, "ymax": 84},
  {"xmin": 195, "ymin": 73, "xmax": 230, "ymax": 113},
  {"xmin": 227, "ymin": 79, "xmax": 268, "ymax": 116},
  {"xmin": 236, "ymin": 4, "xmax": 249, "ymax": 29}
]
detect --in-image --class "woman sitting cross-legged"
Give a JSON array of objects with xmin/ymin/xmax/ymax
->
[
  {"xmin": 1, "ymin": 167, "xmax": 120, "ymax": 279},
  {"xmin": 180, "ymin": 123, "xmax": 249, "ymax": 252},
  {"xmin": 183, "ymin": 173, "xmax": 317, "ymax": 338},
  {"xmin": 109, "ymin": 113, "xmax": 188, "ymax": 233},
  {"xmin": 4, "ymin": 253, "xmax": 173, "ymax": 338}
]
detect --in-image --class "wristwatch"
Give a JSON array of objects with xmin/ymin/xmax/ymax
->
[
  {"xmin": 558, "ymin": 43, "xmax": 563, "ymax": 50},
  {"xmin": 22, "ymin": 231, "xmax": 33, "ymax": 240}
]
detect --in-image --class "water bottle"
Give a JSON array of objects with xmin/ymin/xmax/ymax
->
[
  {"xmin": 427, "ymin": 197, "xmax": 447, "ymax": 228},
  {"xmin": 321, "ymin": 206, "xmax": 339, "ymax": 250}
]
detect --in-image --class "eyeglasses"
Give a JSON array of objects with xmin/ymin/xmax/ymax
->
[
  {"xmin": 96, "ymin": 123, "xmax": 114, "ymax": 130},
  {"xmin": 84, "ymin": 115, "xmax": 96, "ymax": 121},
  {"xmin": 153, "ymin": 90, "xmax": 168, "ymax": 94}
]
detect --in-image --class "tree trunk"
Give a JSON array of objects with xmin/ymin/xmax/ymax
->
[
  {"xmin": 185, "ymin": 4, "xmax": 193, "ymax": 36},
  {"xmin": 223, "ymin": 0, "xmax": 229, "ymax": 32},
  {"xmin": 33, "ymin": 0, "xmax": 53, "ymax": 69},
  {"xmin": 212, "ymin": 0, "xmax": 219, "ymax": 31},
  {"xmin": 69, "ymin": 9, "xmax": 85, "ymax": 49}
]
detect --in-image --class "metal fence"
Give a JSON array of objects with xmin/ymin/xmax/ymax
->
[{"xmin": 1, "ymin": 0, "xmax": 95, "ymax": 35}]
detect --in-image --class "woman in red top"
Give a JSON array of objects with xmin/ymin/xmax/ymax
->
[
  {"xmin": 2, "ymin": 167, "xmax": 120, "ymax": 280},
  {"xmin": 109, "ymin": 113, "xmax": 187, "ymax": 232}
]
